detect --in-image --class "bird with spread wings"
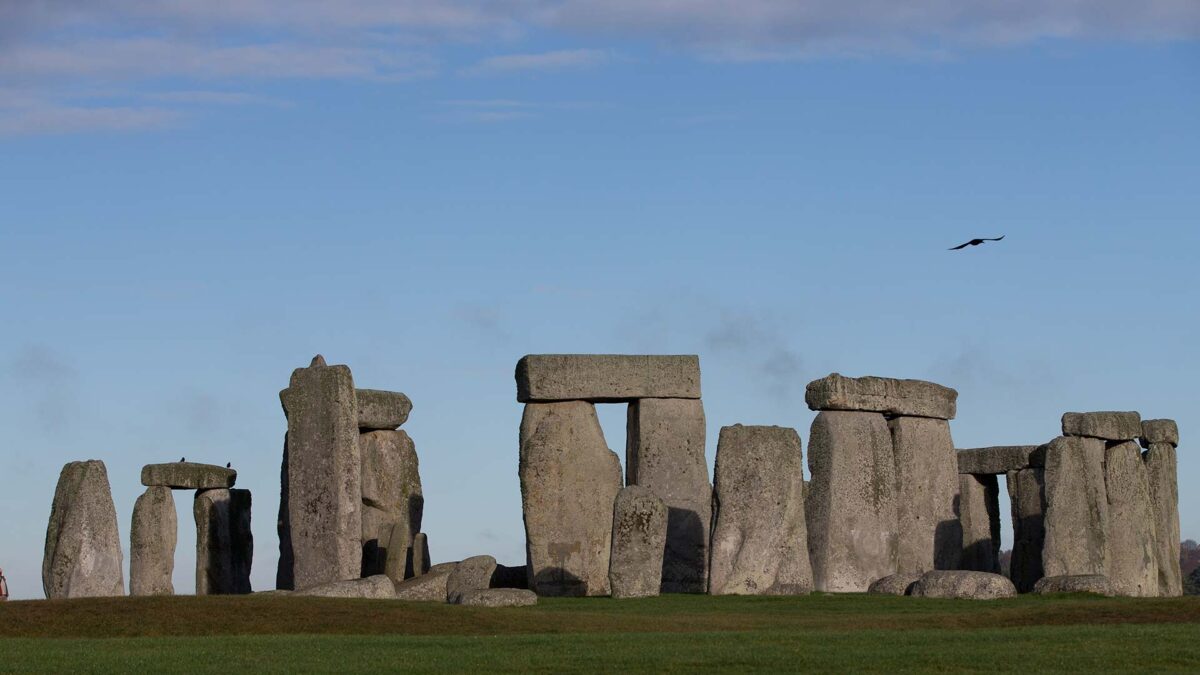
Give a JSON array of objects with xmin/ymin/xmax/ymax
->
[{"xmin": 948, "ymin": 235, "xmax": 1005, "ymax": 250}]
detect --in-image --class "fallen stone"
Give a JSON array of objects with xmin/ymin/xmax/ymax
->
[
  {"xmin": 456, "ymin": 589, "xmax": 538, "ymax": 607},
  {"xmin": 411, "ymin": 533, "xmax": 432, "ymax": 578},
  {"xmin": 446, "ymin": 555, "xmax": 498, "ymax": 604},
  {"xmin": 394, "ymin": 563, "xmax": 455, "ymax": 601},
  {"xmin": 807, "ymin": 412, "xmax": 897, "ymax": 592},
  {"xmin": 625, "ymin": 398, "xmax": 711, "ymax": 593},
  {"xmin": 958, "ymin": 474, "xmax": 1000, "ymax": 573},
  {"xmin": 957, "ymin": 446, "xmax": 1045, "ymax": 474},
  {"xmin": 867, "ymin": 573, "xmax": 922, "ymax": 596},
  {"xmin": 1007, "ymin": 468, "xmax": 1046, "ymax": 593},
  {"xmin": 360, "ymin": 429, "xmax": 423, "ymax": 581},
  {"xmin": 889, "ymin": 416, "xmax": 961, "ymax": 573},
  {"xmin": 1061, "ymin": 411, "xmax": 1142, "ymax": 441},
  {"xmin": 194, "ymin": 488, "xmax": 253, "ymax": 595},
  {"xmin": 129, "ymin": 486, "xmax": 176, "ymax": 596},
  {"xmin": 43, "ymin": 460, "xmax": 125, "ymax": 599},
  {"xmin": 805, "ymin": 373, "xmax": 957, "ymax": 420},
  {"xmin": 253, "ymin": 590, "xmax": 293, "ymax": 597},
  {"xmin": 1145, "ymin": 442, "xmax": 1182, "ymax": 596},
  {"xmin": 297, "ymin": 575, "xmax": 397, "ymax": 599},
  {"xmin": 515, "ymin": 354, "xmax": 701, "ymax": 403},
  {"xmin": 141, "ymin": 462, "xmax": 236, "ymax": 490},
  {"xmin": 356, "ymin": 389, "xmax": 413, "ymax": 430},
  {"xmin": 1103, "ymin": 441, "xmax": 1158, "ymax": 597},
  {"xmin": 519, "ymin": 401, "xmax": 622, "ymax": 596},
  {"xmin": 1042, "ymin": 436, "xmax": 1109, "ymax": 578},
  {"xmin": 1033, "ymin": 575, "xmax": 1115, "ymax": 596},
  {"xmin": 608, "ymin": 486, "xmax": 667, "ymax": 599},
  {"xmin": 911, "ymin": 571, "xmax": 1017, "ymax": 599},
  {"xmin": 491, "ymin": 563, "xmax": 529, "ymax": 590},
  {"xmin": 711, "ymin": 425, "xmax": 813, "ymax": 595},
  {"xmin": 1140, "ymin": 419, "xmax": 1179, "ymax": 448}
]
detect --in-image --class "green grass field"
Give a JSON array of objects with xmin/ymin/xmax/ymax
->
[{"xmin": 2, "ymin": 593, "xmax": 1198, "ymax": 673}]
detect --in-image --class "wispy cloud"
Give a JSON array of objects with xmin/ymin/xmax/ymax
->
[
  {"xmin": 4, "ymin": 345, "xmax": 80, "ymax": 432},
  {"xmin": 0, "ymin": 99, "xmax": 176, "ymax": 137},
  {"xmin": 142, "ymin": 90, "xmax": 292, "ymax": 107},
  {"xmin": 434, "ymin": 98, "xmax": 602, "ymax": 123},
  {"xmin": 461, "ymin": 48, "xmax": 612, "ymax": 75},
  {"xmin": 704, "ymin": 310, "xmax": 805, "ymax": 401}
]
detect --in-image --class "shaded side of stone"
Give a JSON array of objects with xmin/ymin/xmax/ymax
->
[
  {"xmin": 889, "ymin": 416, "xmax": 961, "ymax": 573},
  {"xmin": 490, "ymin": 564, "xmax": 530, "ymax": 590},
  {"xmin": 608, "ymin": 486, "xmax": 667, "ymax": 599},
  {"xmin": 958, "ymin": 474, "xmax": 1000, "ymax": 574},
  {"xmin": 141, "ymin": 462, "xmax": 236, "ymax": 490},
  {"xmin": 1042, "ymin": 436, "xmax": 1108, "ymax": 578},
  {"xmin": 360, "ymin": 429, "xmax": 423, "ymax": 582},
  {"xmin": 1007, "ymin": 468, "xmax": 1046, "ymax": 593},
  {"xmin": 230, "ymin": 489, "xmax": 253, "ymax": 595},
  {"xmin": 1061, "ymin": 411, "xmax": 1142, "ymax": 441},
  {"xmin": 805, "ymin": 373, "xmax": 957, "ymax": 420},
  {"xmin": 957, "ymin": 445, "xmax": 1045, "ymax": 474},
  {"xmin": 130, "ymin": 486, "xmax": 176, "ymax": 596},
  {"xmin": 411, "ymin": 532, "xmax": 432, "ymax": 578},
  {"xmin": 276, "ymin": 432, "xmax": 293, "ymax": 590},
  {"xmin": 1144, "ymin": 443, "xmax": 1182, "ymax": 596},
  {"xmin": 356, "ymin": 388, "xmax": 413, "ymax": 430},
  {"xmin": 43, "ymin": 460, "xmax": 125, "ymax": 599},
  {"xmin": 516, "ymin": 354, "xmax": 701, "ymax": 402},
  {"xmin": 1103, "ymin": 441, "xmax": 1158, "ymax": 597}
]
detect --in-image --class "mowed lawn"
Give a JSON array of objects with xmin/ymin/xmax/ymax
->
[{"xmin": 2, "ymin": 593, "xmax": 1199, "ymax": 673}]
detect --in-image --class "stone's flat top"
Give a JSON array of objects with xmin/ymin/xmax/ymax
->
[
  {"xmin": 1140, "ymin": 419, "xmax": 1179, "ymax": 447},
  {"xmin": 956, "ymin": 445, "xmax": 1046, "ymax": 474},
  {"xmin": 516, "ymin": 354, "xmax": 700, "ymax": 403},
  {"xmin": 356, "ymin": 389, "xmax": 413, "ymax": 430},
  {"xmin": 296, "ymin": 575, "xmax": 397, "ymax": 599},
  {"xmin": 805, "ymin": 372, "xmax": 957, "ymax": 420},
  {"xmin": 1061, "ymin": 411, "xmax": 1142, "ymax": 440},
  {"xmin": 141, "ymin": 462, "xmax": 236, "ymax": 489}
]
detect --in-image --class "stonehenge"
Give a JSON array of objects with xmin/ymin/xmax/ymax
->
[
  {"xmin": 910, "ymin": 571, "xmax": 1017, "ymax": 600},
  {"xmin": 129, "ymin": 486, "xmax": 176, "ymax": 596},
  {"xmin": 43, "ymin": 460, "xmax": 125, "ymax": 599},
  {"xmin": 609, "ymin": 486, "xmax": 668, "ymax": 599}
]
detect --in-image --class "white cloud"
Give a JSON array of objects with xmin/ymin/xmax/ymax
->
[{"xmin": 461, "ymin": 48, "xmax": 612, "ymax": 75}]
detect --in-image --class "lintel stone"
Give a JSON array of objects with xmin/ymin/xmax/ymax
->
[
  {"xmin": 957, "ymin": 445, "xmax": 1046, "ymax": 474},
  {"xmin": 357, "ymin": 389, "xmax": 412, "ymax": 430},
  {"xmin": 1140, "ymin": 419, "xmax": 1179, "ymax": 448},
  {"xmin": 142, "ymin": 462, "xmax": 236, "ymax": 490},
  {"xmin": 1061, "ymin": 411, "xmax": 1141, "ymax": 441},
  {"xmin": 805, "ymin": 373, "xmax": 957, "ymax": 420},
  {"xmin": 516, "ymin": 354, "xmax": 700, "ymax": 403}
]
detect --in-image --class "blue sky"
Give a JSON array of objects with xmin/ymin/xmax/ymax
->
[{"xmin": 1, "ymin": 2, "xmax": 1198, "ymax": 599}]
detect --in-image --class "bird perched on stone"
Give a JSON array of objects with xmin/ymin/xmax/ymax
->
[
  {"xmin": 180, "ymin": 457, "xmax": 186, "ymax": 463},
  {"xmin": 949, "ymin": 235, "xmax": 1005, "ymax": 250},
  {"xmin": 226, "ymin": 462, "xmax": 232, "ymax": 468}
]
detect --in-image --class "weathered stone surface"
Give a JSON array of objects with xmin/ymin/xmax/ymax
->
[
  {"xmin": 141, "ymin": 462, "xmax": 236, "ymax": 490},
  {"xmin": 807, "ymin": 412, "xmax": 897, "ymax": 592},
  {"xmin": 958, "ymin": 474, "xmax": 1000, "ymax": 573},
  {"xmin": 130, "ymin": 486, "xmax": 176, "ymax": 596},
  {"xmin": 519, "ymin": 401, "xmax": 622, "ymax": 596},
  {"xmin": 805, "ymin": 373, "xmax": 957, "ymax": 420},
  {"xmin": 1061, "ymin": 411, "xmax": 1142, "ymax": 441},
  {"xmin": 298, "ymin": 575, "xmax": 397, "ymax": 599},
  {"xmin": 491, "ymin": 563, "xmax": 530, "ymax": 589},
  {"xmin": 43, "ymin": 460, "xmax": 125, "ymax": 599},
  {"xmin": 1140, "ymin": 419, "xmax": 1179, "ymax": 448},
  {"xmin": 446, "ymin": 555, "xmax": 497, "ymax": 604},
  {"xmin": 1042, "ymin": 436, "xmax": 1108, "ymax": 578},
  {"xmin": 276, "ymin": 432, "xmax": 293, "ymax": 590},
  {"xmin": 867, "ymin": 573, "xmax": 921, "ymax": 596},
  {"xmin": 411, "ymin": 532, "xmax": 431, "ymax": 578},
  {"xmin": 608, "ymin": 486, "xmax": 667, "ymax": 599},
  {"xmin": 456, "ymin": 589, "xmax": 538, "ymax": 607},
  {"xmin": 889, "ymin": 417, "xmax": 961, "ymax": 574},
  {"xmin": 711, "ymin": 425, "xmax": 813, "ymax": 595},
  {"xmin": 516, "ymin": 354, "xmax": 701, "ymax": 403},
  {"xmin": 1033, "ymin": 575, "xmax": 1115, "ymax": 596},
  {"xmin": 279, "ymin": 359, "xmax": 361, "ymax": 590},
  {"xmin": 194, "ymin": 488, "xmax": 253, "ymax": 595},
  {"xmin": 911, "ymin": 571, "xmax": 1016, "ymax": 599},
  {"xmin": 1007, "ymin": 468, "xmax": 1046, "ymax": 593},
  {"xmin": 625, "ymin": 398, "xmax": 710, "ymax": 593},
  {"xmin": 957, "ymin": 446, "xmax": 1045, "ymax": 474},
  {"xmin": 394, "ymin": 563, "xmax": 455, "ymax": 601},
  {"xmin": 356, "ymin": 389, "xmax": 413, "ymax": 430},
  {"xmin": 360, "ymin": 429, "xmax": 423, "ymax": 581},
  {"xmin": 1103, "ymin": 441, "xmax": 1158, "ymax": 597},
  {"xmin": 1145, "ymin": 443, "xmax": 1182, "ymax": 596}
]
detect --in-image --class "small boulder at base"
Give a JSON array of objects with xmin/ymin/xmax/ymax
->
[
  {"xmin": 608, "ymin": 486, "xmax": 668, "ymax": 599},
  {"xmin": 456, "ymin": 589, "xmax": 538, "ymax": 607},
  {"xmin": 141, "ymin": 462, "xmax": 236, "ymax": 490},
  {"xmin": 910, "ymin": 571, "xmax": 1017, "ymax": 600},
  {"xmin": 43, "ymin": 460, "xmax": 125, "ymax": 599},
  {"xmin": 297, "ymin": 575, "xmax": 397, "ymax": 599},
  {"xmin": 1061, "ymin": 412, "xmax": 1141, "ymax": 441},
  {"xmin": 395, "ymin": 563, "xmax": 457, "ymax": 602},
  {"xmin": 868, "ymin": 573, "xmax": 922, "ymax": 596},
  {"xmin": 1033, "ymin": 575, "xmax": 1116, "ymax": 596},
  {"xmin": 446, "ymin": 555, "xmax": 498, "ymax": 604}
]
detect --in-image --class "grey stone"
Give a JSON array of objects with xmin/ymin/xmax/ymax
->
[
  {"xmin": 608, "ymin": 486, "xmax": 667, "ymax": 599},
  {"xmin": 1145, "ymin": 443, "xmax": 1182, "ymax": 596},
  {"xmin": 411, "ymin": 533, "xmax": 432, "ymax": 578},
  {"xmin": 867, "ymin": 573, "xmax": 922, "ymax": 596},
  {"xmin": 711, "ymin": 425, "xmax": 813, "ymax": 595},
  {"xmin": 446, "ymin": 555, "xmax": 498, "ymax": 604},
  {"xmin": 276, "ymin": 432, "xmax": 293, "ymax": 590},
  {"xmin": 889, "ymin": 416, "xmax": 961, "ymax": 573},
  {"xmin": 519, "ymin": 401, "xmax": 622, "ymax": 596},
  {"xmin": 515, "ymin": 354, "xmax": 701, "ymax": 403},
  {"xmin": 394, "ymin": 563, "xmax": 455, "ymax": 601},
  {"xmin": 1103, "ymin": 441, "xmax": 1158, "ymax": 597},
  {"xmin": 1007, "ymin": 468, "xmax": 1046, "ymax": 593},
  {"xmin": 356, "ymin": 389, "xmax": 413, "ymax": 430},
  {"xmin": 491, "ymin": 563, "xmax": 529, "ymax": 589},
  {"xmin": 279, "ymin": 359, "xmax": 362, "ymax": 590},
  {"xmin": 194, "ymin": 488, "xmax": 253, "ymax": 595},
  {"xmin": 807, "ymin": 412, "xmax": 897, "ymax": 592},
  {"xmin": 958, "ymin": 474, "xmax": 1000, "ymax": 573},
  {"xmin": 957, "ymin": 446, "xmax": 1046, "ymax": 474},
  {"xmin": 1140, "ymin": 419, "xmax": 1179, "ymax": 448},
  {"xmin": 911, "ymin": 570, "xmax": 1017, "ymax": 599},
  {"xmin": 1033, "ymin": 575, "xmax": 1115, "ymax": 596},
  {"xmin": 456, "ymin": 589, "xmax": 538, "ymax": 607},
  {"xmin": 805, "ymin": 373, "xmax": 957, "ymax": 420},
  {"xmin": 360, "ymin": 429, "xmax": 423, "ymax": 581},
  {"xmin": 1061, "ymin": 411, "xmax": 1142, "ymax": 441},
  {"xmin": 43, "ymin": 460, "xmax": 125, "ymax": 599},
  {"xmin": 141, "ymin": 462, "xmax": 236, "ymax": 490},
  {"xmin": 298, "ymin": 575, "xmax": 397, "ymax": 599},
  {"xmin": 130, "ymin": 486, "xmax": 176, "ymax": 596},
  {"xmin": 1042, "ymin": 436, "xmax": 1109, "ymax": 578},
  {"xmin": 625, "ymin": 398, "xmax": 710, "ymax": 593}
]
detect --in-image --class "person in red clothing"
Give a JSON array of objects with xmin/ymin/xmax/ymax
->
[{"xmin": 0, "ymin": 567, "xmax": 8, "ymax": 601}]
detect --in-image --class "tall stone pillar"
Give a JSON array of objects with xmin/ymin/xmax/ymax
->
[
  {"xmin": 360, "ymin": 429, "xmax": 423, "ymax": 582},
  {"xmin": 1104, "ymin": 441, "xmax": 1159, "ymax": 597},
  {"xmin": 195, "ymin": 488, "xmax": 253, "ymax": 595},
  {"xmin": 43, "ymin": 460, "xmax": 125, "ymax": 599},
  {"xmin": 888, "ymin": 416, "xmax": 961, "ymax": 573},
  {"xmin": 130, "ymin": 486, "xmax": 176, "ymax": 596},
  {"xmin": 1007, "ymin": 468, "xmax": 1045, "ymax": 593},
  {"xmin": 1042, "ymin": 435, "xmax": 1109, "ymax": 577},
  {"xmin": 958, "ymin": 473, "xmax": 1000, "ymax": 573}
]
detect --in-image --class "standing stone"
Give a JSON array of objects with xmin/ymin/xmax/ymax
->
[
  {"xmin": 230, "ymin": 489, "xmax": 253, "ymax": 595},
  {"xmin": 1103, "ymin": 441, "xmax": 1158, "ymax": 597},
  {"xmin": 888, "ymin": 416, "xmax": 961, "ymax": 573},
  {"xmin": 360, "ymin": 429, "xmax": 423, "ymax": 581},
  {"xmin": 1042, "ymin": 436, "xmax": 1109, "ymax": 578},
  {"xmin": 625, "ymin": 398, "xmax": 711, "ymax": 593},
  {"xmin": 1062, "ymin": 411, "xmax": 1142, "ymax": 441},
  {"xmin": 807, "ymin": 412, "xmax": 897, "ymax": 592},
  {"xmin": 608, "ymin": 486, "xmax": 668, "ymax": 599},
  {"xmin": 1145, "ymin": 442, "xmax": 1182, "ymax": 596},
  {"xmin": 43, "ymin": 460, "xmax": 125, "ymax": 599},
  {"xmin": 806, "ymin": 373, "xmax": 957, "ymax": 420},
  {"xmin": 958, "ymin": 474, "xmax": 1000, "ymax": 573},
  {"xmin": 516, "ymin": 354, "xmax": 701, "ymax": 402},
  {"xmin": 280, "ymin": 357, "xmax": 361, "ymax": 589},
  {"xmin": 130, "ymin": 486, "xmax": 176, "ymax": 596},
  {"xmin": 410, "ymin": 532, "xmax": 432, "ymax": 578},
  {"xmin": 276, "ymin": 432, "xmax": 293, "ymax": 590},
  {"xmin": 194, "ymin": 488, "xmax": 252, "ymax": 595},
  {"xmin": 519, "ymin": 401, "xmax": 622, "ymax": 596},
  {"xmin": 711, "ymin": 425, "xmax": 813, "ymax": 595},
  {"xmin": 1007, "ymin": 468, "xmax": 1046, "ymax": 593}
]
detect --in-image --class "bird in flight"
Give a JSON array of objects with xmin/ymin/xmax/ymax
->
[{"xmin": 949, "ymin": 235, "xmax": 1005, "ymax": 251}]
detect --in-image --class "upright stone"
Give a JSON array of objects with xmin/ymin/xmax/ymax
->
[
  {"xmin": 888, "ymin": 416, "xmax": 961, "ymax": 573},
  {"xmin": 1103, "ymin": 441, "xmax": 1158, "ymax": 597},
  {"xmin": 608, "ymin": 486, "xmax": 668, "ymax": 599},
  {"xmin": 276, "ymin": 432, "xmax": 293, "ymax": 590},
  {"xmin": 519, "ymin": 401, "xmax": 622, "ymax": 596},
  {"xmin": 1061, "ymin": 411, "xmax": 1142, "ymax": 441},
  {"xmin": 1042, "ymin": 436, "xmax": 1109, "ymax": 578},
  {"xmin": 516, "ymin": 354, "xmax": 701, "ymax": 402},
  {"xmin": 958, "ymin": 474, "xmax": 1000, "ymax": 573},
  {"xmin": 130, "ymin": 486, "xmax": 176, "ymax": 596},
  {"xmin": 194, "ymin": 488, "xmax": 253, "ymax": 595},
  {"xmin": 43, "ymin": 460, "xmax": 125, "ymax": 599},
  {"xmin": 806, "ymin": 373, "xmax": 957, "ymax": 420},
  {"xmin": 229, "ymin": 489, "xmax": 253, "ymax": 594},
  {"xmin": 360, "ymin": 429, "xmax": 423, "ymax": 581},
  {"xmin": 410, "ymin": 532, "xmax": 432, "ymax": 578},
  {"xmin": 807, "ymin": 412, "xmax": 897, "ymax": 592},
  {"xmin": 625, "ymin": 398, "xmax": 711, "ymax": 593},
  {"xmin": 1007, "ymin": 468, "xmax": 1046, "ymax": 593},
  {"xmin": 279, "ymin": 356, "xmax": 361, "ymax": 589},
  {"xmin": 1145, "ymin": 442, "xmax": 1182, "ymax": 596}
]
